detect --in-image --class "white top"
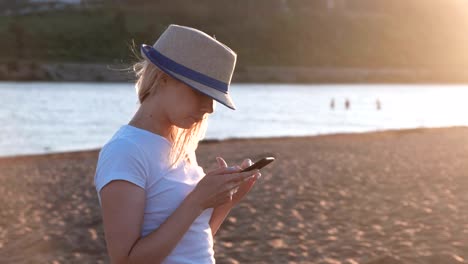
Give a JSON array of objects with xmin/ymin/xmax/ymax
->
[{"xmin": 94, "ymin": 124, "xmax": 215, "ymax": 264}]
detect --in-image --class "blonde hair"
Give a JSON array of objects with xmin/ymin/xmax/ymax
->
[{"xmin": 133, "ymin": 58, "xmax": 208, "ymax": 169}]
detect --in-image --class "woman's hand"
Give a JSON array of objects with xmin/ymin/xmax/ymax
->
[
  {"xmin": 215, "ymin": 157, "xmax": 261, "ymax": 206},
  {"xmin": 190, "ymin": 164, "xmax": 259, "ymax": 210}
]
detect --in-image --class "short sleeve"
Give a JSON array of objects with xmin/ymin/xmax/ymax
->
[{"xmin": 94, "ymin": 139, "xmax": 148, "ymax": 204}]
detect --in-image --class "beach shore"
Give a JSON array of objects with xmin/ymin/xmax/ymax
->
[
  {"xmin": 1, "ymin": 127, "xmax": 468, "ymax": 264},
  {"xmin": 4, "ymin": 61, "xmax": 468, "ymax": 84}
]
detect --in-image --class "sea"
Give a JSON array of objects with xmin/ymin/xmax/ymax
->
[{"xmin": 2, "ymin": 81, "xmax": 468, "ymax": 157}]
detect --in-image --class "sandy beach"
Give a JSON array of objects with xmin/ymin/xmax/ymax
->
[{"xmin": 1, "ymin": 127, "xmax": 468, "ymax": 264}]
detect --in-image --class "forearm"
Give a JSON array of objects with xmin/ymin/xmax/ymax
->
[
  {"xmin": 128, "ymin": 192, "xmax": 203, "ymax": 264},
  {"xmin": 209, "ymin": 202, "xmax": 233, "ymax": 236}
]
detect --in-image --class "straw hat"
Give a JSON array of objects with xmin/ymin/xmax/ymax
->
[{"xmin": 141, "ymin": 24, "xmax": 237, "ymax": 110}]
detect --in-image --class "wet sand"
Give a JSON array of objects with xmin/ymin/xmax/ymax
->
[{"xmin": 1, "ymin": 127, "xmax": 468, "ymax": 263}]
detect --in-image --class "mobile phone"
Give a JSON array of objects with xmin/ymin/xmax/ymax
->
[{"xmin": 241, "ymin": 157, "xmax": 275, "ymax": 172}]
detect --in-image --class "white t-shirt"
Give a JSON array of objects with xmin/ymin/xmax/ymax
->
[{"xmin": 94, "ymin": 124, "xmax": 215, "ymax": 264}]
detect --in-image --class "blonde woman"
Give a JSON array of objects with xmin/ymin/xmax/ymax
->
[{"xmin": 94, "ymin": 24, "xmax": 261, "ymax": 264}]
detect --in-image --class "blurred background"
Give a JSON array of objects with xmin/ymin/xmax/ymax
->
[
  {"xmin": 3, "ymin": 0, "xmax": 468, "ymax": 157},
  {"xmin": 2, "ymin": 0, "xmax": 468, "ymax": 81}
]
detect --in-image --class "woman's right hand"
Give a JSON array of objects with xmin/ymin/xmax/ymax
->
[{"xmin": 191, "ymin": 166, "xmax": 259, "ymax": 210}]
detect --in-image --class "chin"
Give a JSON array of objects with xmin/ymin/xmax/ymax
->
[
  {"xmin": 174, "ymin": 119, "xmax": 197, "ymax": 129},
  {"xmin": 179, "ymin": 123, "xmax": 194, "ymax": 129}
]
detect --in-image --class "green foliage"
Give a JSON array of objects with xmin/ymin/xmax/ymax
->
[{"xmin": 0, "ymin": 1, "xmax": 467, "ymax": 69}]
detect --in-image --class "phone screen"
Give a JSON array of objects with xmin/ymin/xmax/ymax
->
[{"xmin": 241, "ymin": 157, "xmax": 275, "ymax": 172}]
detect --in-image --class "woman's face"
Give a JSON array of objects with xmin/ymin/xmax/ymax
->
[{"xmin": 160, "ymin": 75, "xmax": 215, "ymax": 129}]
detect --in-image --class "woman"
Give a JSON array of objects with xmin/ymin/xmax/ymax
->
[{"xmin": 94, "ymin": 24, "xmax": 261, "ymax": 264}]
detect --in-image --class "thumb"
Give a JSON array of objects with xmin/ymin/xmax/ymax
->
[
  {"xmin": 241, "ymin": 158, "xmax": 253, "ymax": 170},
  {"xmin": 216, "ymin": 157, "xmax": 228, "ymax": 168}
]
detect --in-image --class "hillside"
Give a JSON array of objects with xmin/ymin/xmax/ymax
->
[{"xmin": 2, "ymin": 0, "xmax": 468, "ymax": 82}]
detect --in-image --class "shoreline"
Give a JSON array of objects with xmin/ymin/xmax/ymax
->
[
  {"xmin": 3, "ymin": 61, "xmax": 468, "ymax": 84},
  {"xmin": 1, "ymin": 126, "xmax": 466, "ymax": 161}
]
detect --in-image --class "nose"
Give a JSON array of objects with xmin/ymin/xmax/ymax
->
[{"xmin": 201, "ymin": 96, "xmax": 214, "ymax": 114}]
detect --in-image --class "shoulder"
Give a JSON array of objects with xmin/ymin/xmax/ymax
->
[
  {"xmin": 101, "ymin": 137, "xmax": 144, "ymax": 157},
  {"xmin": 95, "ymin": 138, "xmax": 150, "ymax": 198},
  {"xmin": 104, "ymin": 126, "xmax": 171, "ymax": 162},
  {"xmin": 99, "ymin": 137, "xmax": 150, "ymax": 166},
  {"xmin": 96, "ymin": 137, "xmax": 150, "ymax": 179}
]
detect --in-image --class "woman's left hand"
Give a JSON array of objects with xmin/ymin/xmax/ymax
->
[{"xmin": 216, "ymin": 157, "xmax": 261, "ymax": 206}]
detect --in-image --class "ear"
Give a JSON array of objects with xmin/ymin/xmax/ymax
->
[
  {"xmin": 152, "ymin": 73, "xmax": 168, "ymax": 95},
  {"xmin": 161, "ymin": 75, "xmax": 168, "ymax": 84},
  {"xmin": 159, "ymin": 72, "xmax": 170, "ymax": 84}
]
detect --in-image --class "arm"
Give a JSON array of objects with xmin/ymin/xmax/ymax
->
[
  {"xmin": 100, "ymin": 180, "xmax": 203, "ymax": 264},
  {"xmin": 209, "ymin": 202, "xmax": 233, "ymax": 236},
  {"xmin": 100, "ymin": 168, "xmax": 257, "ymax": 264}
]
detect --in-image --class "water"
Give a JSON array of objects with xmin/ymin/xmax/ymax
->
[{"xmin": 2, "ymin": 81, "xmax": 468, "ymax": 157}]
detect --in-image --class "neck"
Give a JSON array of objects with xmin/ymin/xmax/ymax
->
[{"xmin": 128, "ymin": 103, "xmax": 173, "ymax": 143}]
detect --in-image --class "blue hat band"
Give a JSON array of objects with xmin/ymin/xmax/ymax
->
[{"xmin": 141, "ymin": 45, "xmax": 229, "ymax": 94}]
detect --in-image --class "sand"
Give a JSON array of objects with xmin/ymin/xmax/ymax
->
[{"xmin": 1, "ymin": 127, "xmax": 468, "ymax": 264}]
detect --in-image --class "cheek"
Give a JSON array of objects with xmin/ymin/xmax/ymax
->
[
  {"xmin": 166, "ymin": 97, "xmax": 195, "ymax": 122},
  {"xmin": 178, "ymin": 94, "xmax": 198, "ymax": 111},
  {"xmin": 179, "ymin": 93, "xmax": 201, "ymax": 112},
  {"xmin": 165, "ymin": 84, "xmax": 200, "ymax": 119}
]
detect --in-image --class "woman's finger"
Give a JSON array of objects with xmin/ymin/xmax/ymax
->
[
  {"xmin": 225, "ymin": 170, "xmax": 260, "ymax": 183},
  {"xmin": 225, "ymin": 181, "xmax": 242, "ymax": 192},
  {"xmin": 240, "ymin": 158, "xmax": 253, "ymax": 169},
  {"xmin": 206, "ymin": 166, "xmax": 236, "ymax": 176},
  {"xmin": 216, "ymin": 157, "xmax": 228, "ymax": 168}
]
